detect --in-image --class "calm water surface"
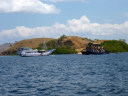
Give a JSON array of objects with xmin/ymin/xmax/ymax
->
[{"xmin": 0, "ymin": 53, "xmax": 128, "ymax": 96}]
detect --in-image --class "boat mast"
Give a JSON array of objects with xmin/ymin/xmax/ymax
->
[
  {"xmin": 43, "ymin": 35, "xmax": 47, "ymax": 50},
  {"xmin": 85, "ymin": 40, "xmax": 86, "ymax": 51}
]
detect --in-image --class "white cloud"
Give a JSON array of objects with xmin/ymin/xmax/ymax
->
[
  {"xmin": 0, "ymin": 0, "xmax": 59, "ymax": 14},
  {"xmin": 42, "ymin": 0, "xmax": 86, "ymax": 2},
  {"xmin": 0, "ymin": 16, "xmax": 128, "ymax": 44}
]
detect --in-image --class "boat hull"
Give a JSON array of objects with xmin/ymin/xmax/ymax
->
[
  {"xmin": 42, "ymin": 49, "xmax": 56, "ymax": 56},
  {"xmin": 81, "ymin": 51, "xmax": 109, "ymax": 55},
  {"xmin": 20, "ymin": 53, "xmax": 41, "ymax": 57}
]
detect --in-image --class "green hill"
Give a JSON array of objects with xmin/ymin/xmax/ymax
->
[{"xmin": 101, "ymin": 40, "xmax": 128, "ymax": 53}]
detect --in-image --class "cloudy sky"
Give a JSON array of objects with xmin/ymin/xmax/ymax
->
[{"xmin": 0, "ymin": 0, "xmax": 128, "ymax": 44}]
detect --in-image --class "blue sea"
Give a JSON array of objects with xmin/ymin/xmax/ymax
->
[{"xmin": 0, "ymin": 53, "xmax": 128, "ymax": 96}]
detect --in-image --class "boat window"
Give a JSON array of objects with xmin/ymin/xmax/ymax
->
[{"xmin": 26, "ymin": 52, "xmax": 31, "ymax": 53}]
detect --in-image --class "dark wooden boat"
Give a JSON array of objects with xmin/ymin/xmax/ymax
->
[{"xmin": 81, "ymin": 42, "xmax": 109, "ymax": 55}]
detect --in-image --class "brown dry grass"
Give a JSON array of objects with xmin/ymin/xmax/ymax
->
[
  {"xmin": 63, "ymin": 36, "xmax": 91, "ymax": 53},
  {"xmin": 64, "ymin": 36, "xmax": 90, "ymax": 48},
  {"xmin": 4, "ymin": 38, "xmax": 55, "ymax": 52}
]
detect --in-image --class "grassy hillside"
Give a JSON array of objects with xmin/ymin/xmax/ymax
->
[{"xmin": 101, "ymin": 40, "xmax": 128, "ymax": 52}]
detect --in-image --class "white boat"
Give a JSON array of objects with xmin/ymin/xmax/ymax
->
[{"xmin": 17, "ymin": 37, "xmax": 56, "ymax": 57}]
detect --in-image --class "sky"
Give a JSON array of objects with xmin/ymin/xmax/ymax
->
[{"xmin": 0, "ymin": 0, "xmax": 128, "ymax": 44}]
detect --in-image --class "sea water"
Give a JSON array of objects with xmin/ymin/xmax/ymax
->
[{"xmin": 0, "ymin": 53, "xmax": 128, "ymax": 96}]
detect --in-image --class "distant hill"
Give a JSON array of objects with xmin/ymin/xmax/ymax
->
[{"xmin": 0, "ymin": 43, "xmax": 13, "ymax": 53}]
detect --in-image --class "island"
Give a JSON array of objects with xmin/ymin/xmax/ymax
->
[{"xmin": 0, "ymin": 35, "xmax": 128, "ymax": 55}]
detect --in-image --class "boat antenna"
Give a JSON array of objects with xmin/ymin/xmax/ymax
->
[{"xmin": 85, "ymin": 39, "xmax": 86, "ymax": 50}]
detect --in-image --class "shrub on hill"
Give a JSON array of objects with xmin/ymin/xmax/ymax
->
[{"xmin": 52, "ymin": 47, "xmax": 77, "ymax": 54}]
